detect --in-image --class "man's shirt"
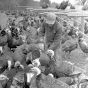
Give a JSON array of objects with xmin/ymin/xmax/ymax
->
[{"xmin": 39, "ymin": 20, "xmax": 62, "ymax": 50}]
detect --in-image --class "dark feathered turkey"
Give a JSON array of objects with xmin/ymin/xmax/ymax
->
[
  {"xmin": 62, "ymin": 39, "xmax": 78, "ymax": 53},
  {"xmin": 78, "ymin": 38, "xmax": 88, "ymax": 53},
  {"xmin": 0, "ymin": 30, "xmax": 8, "ymax": 46}
]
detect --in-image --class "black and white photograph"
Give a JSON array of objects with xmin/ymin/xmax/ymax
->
[{"xmin": 0, "ymin": 0, "xmax": 88, "ymax": 88}]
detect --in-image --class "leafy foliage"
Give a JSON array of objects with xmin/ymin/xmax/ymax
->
[
  {"xmin": 19, "ymin": 0, "xmax": 29, "ymax": 6},
  {"xmin": 76, "ymin": 0, "xmax": 87, "ymax": 5},
  {"xmin": 0, "ymin": 0, "xmax": 41, "ymax": 10},
  {"xmin": 40, "ymin": 0, "xmax": 51, "ymax": 9}
]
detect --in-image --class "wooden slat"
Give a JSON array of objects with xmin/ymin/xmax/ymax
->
[
  {"xmin": 67, "ymin": 11, "xmax": 88, "ymax": 17},
  {"xmin": 39, "ymin": 12, "xmax": 68, "ymax": 16},
  {"xmin": 39, "ymin": 9, "xmax": 88, "ymax": 34},
  {"xmin": 32, "ymin": 8, "xmax": 60, "ymax": 12},
  {"xmin": 31, "ymin": 9, "xmax": 78, "ymax": 15},
  {"xmin": 57, "ymin": 15, "xmax": 88, "ymax": 38},
  {"xmin": 66, "ymin": 11, "xmax": 88, "ymax": 33},
  {"xmin": 68, "ymin": 14, "xmax": 88, "ymax": 17}
]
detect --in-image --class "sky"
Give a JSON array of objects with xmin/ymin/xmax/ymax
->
[{"xmin": 34, "ymin": 0, "xmax": 76, "ymax": 4}]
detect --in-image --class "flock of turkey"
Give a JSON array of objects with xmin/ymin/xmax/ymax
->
[{"xmin": 0, "ymin": 4, "xmax": 88, "ymax": 88}]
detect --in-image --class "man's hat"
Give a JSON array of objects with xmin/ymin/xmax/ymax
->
[{"xmin": 45, "ymin": 12, "xmax": 56, "ymax": 24}]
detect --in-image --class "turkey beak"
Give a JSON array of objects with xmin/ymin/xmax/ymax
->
[{"xmin": 7, "ymin": 60, "xmax": 11, "ymax": 70}]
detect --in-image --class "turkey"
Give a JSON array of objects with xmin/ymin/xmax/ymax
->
[
  {"xmin": 59, "ymin": 0, "xmax": 69, "ymax": 10},
  {"xmin": 26, "ymin": 49, "xmax": 51, "ymax": 67},
  {"xmin": 0, "ymin": 74, "xmax": 9, "ymax": 88},
  {"xmin": 10, "ymin": 71, "xmax": 25, "ymax": 88},
  {"xmin": 26, "ymin": 50, "xmax": 40, "ymax": 65},
  {"xmin": 7, "ymin": 35, "xmax": 24, "ymax": 51},
  {"xmin": 62, "ymin": 39, "xmax": 78, "ymax": 54},
  {"xmin": 67, "ymin": 27, "xmax": 78, "ymax": 38},
  {"xmin": 6, "ymin": 26, "xmax": 26, "ymax": 51},
  {"xmin": 0, "ymin": 30, "xmax": 8, "ymax": 48},
  {"xmin": 84, "ymin": 23, "xmax": 88, "ymax": 34},
  {"xmin": 44, "ymin": 60, "xmax": 74, "ymax": 78},
  {"xmin": 24, "ymin": 59, "xmax": 41, "ymax": 88},
  {"xmin": 0, "ymin": 52, "xmax": 13, "ymax": 74},
  {"xmin": 13, "ymin": 43, "xmax": 40, "ymax": 67},
  {"xmin": 26, "ymin": 26, "xmax": 40, "ymax": 44},
  {"xmin": 61, "ymin": 30, "xmax": 72, "ymax": 44},
  {"xmin": 78, "ymin": 37, "xmax": 88, "ymax": 54},
  {"xmin": 36, "ymin": 73, "xmax": 70, "ymax": 88},
  {"xmin": 62, "ymin": 42, "xmax": 78, "ymax": 54},
  {"xmin": 13, "ymin": 44, "xmax": 27, "ymax": 66}
]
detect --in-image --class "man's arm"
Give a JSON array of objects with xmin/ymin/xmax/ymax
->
[{"xmin": 49, "ymin": 24, "xmax": 62, "ymax": 50}]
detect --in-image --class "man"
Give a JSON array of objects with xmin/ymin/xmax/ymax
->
[{"xmin": 39, "ymin": 12, "xmax": 62, "ymax": 60}]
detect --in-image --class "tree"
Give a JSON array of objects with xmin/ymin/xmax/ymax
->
[
  {"xmin": 27, "ymin": 0, "xmax": 40, "ymax": 8},
  {"xmin": 19, "ymin": 0, "xmax": 29, "ymax": 6},
  {"xmin": 76, "ymin": 0, "xmax": 87, "ymax": 5},
  {"xmin": 40, "ymin": 0, "xmax": 51, "ymax": 5},
  {"xmin": 40, "ymin": 0, "xmax": 50, "ymax": 8},
  {"xmin": 0, "ymin": 0, "xmax": 20, "ymax": 10},
  {"xmin": 81, "ymin": 0, "xmax": 86, "ymax": 5}
]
